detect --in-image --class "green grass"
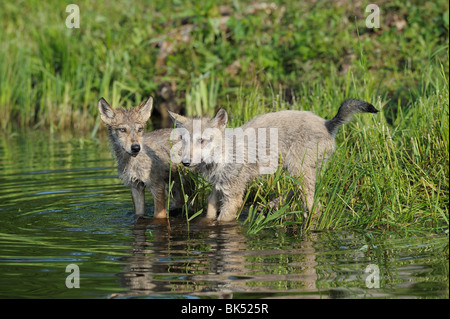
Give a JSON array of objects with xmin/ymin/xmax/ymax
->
[
  {"xmin": 0, "ymin": 0, "xmax": 448, "ymax": 233},
  {"xmin": 234, "ymin": 67, "xmax": 449, "ymax": 234},
  {"xmin": 173, "ymin": 65, "xmax": 449, "ymax": 234}
]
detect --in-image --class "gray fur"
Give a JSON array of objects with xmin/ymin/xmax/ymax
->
[
  {"xmin": 169, "ymin": 99, "xmax": 378, "ymax": 222},
  {"xmin": 99, "ymin": 97, "xmax": 186, "ymax": 218}
]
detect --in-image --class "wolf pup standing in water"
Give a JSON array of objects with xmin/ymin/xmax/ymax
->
[
  {"xmin": 98, "ymin": 96, "xmax": 188, "ymax": 218},
  {"xmin": 169, "ymin": 99, "xmax": 378, "ymax": 222}
]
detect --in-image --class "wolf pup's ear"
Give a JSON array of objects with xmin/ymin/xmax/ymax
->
[
  {"xmin": 168, "ymin": 110, "xmax": 188, "ymax": 128},
  {"xmin": 138, "ymin": 96, "xmax": 153, "ymax": 122},
  {"xmin": 98, "ymin": 98, "xmax": 115, "ymax": 125},
  {"xmin": 211, "ymin": 108, "xmax": 228, "ymax": 130}
]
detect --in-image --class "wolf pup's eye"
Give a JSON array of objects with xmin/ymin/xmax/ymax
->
[
  {"xmin": 138, "ymin": 127, "xmax": 143, "ymax": 133},
  {"xmin": 119, "ymin": 128, "xmax": 127, "ymax": 133}
]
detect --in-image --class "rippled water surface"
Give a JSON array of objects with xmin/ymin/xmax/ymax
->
[{"xmin": 0, "ymin": 134, "xmax": 448, "ymax": 298}]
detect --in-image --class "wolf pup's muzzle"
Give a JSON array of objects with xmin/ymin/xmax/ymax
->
[{"xmin": 130, "ymin": 144, "xmax": 141, "ymax": 156}]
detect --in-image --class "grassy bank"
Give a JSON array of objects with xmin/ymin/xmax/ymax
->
[
  {"xmin": 176, "ymin": 67, "xmax": 449, "ymax": 234},
  {"xmin": 240, "ymin": 70, "xmax": 449, "ymax": 233},
  {"xmin": 0, "ymin": 0, "xmax": 448, "ymax": 233}
]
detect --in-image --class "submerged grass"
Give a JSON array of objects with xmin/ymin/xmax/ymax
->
[{"xmin": 0, "ymin": 0, "xmax": 448, "ymax": 233}]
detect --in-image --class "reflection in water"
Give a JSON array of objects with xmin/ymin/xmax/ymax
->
[
  {"xmin": 112, "ymin": 218, "xmax": 449, "ymax": 299},
  {"xmin": 114, "ymin": 219, "xmax": 320, "ymax": 298},
  {"xmin": 0, "ymin": 134, "xmax": 448, "ymax": 299}
]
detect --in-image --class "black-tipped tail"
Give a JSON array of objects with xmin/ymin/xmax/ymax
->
[{"xmin": 325, "ymin": 99, "xmax": 378, "ymax": 137}]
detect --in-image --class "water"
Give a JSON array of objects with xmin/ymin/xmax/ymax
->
[{"xmin": 0, "ymin": 133, "xmax": 448, "ymax": 299}]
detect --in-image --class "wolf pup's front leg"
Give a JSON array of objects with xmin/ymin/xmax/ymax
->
[
  {"xmin": 131, "ymin": 182, "xmax": 146, "ymax": 216},
  {"xmin": 217, "ymin": 188, "xmax": 245, "ymax": 222},
  {"xmin": 151, "ymin": 184, "xmax": 167, "ymax": 219},
  {"xmin": 206, "ymin": 187, "xmax": 220, "ymax": 219}
]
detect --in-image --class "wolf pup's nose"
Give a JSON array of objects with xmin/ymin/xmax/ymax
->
[
  {"xmin": 131, "ymin": 144, "xmax": 141, "ymax": 154},
  {"xmin": 182, "ymin": 160, "xmax": 190, "ymax": 167}
]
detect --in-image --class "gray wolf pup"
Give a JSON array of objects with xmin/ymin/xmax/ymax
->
[
  {"xmin": 98, "ymin": 96, "xmax": 186, "ymax": 218},
  {"xmin": 168, "ymin": 99, "xmax": 378, "ymax": 222}
]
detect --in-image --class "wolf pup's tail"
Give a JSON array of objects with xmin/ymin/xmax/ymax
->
[{"xmin": 325, "ymin": 99, "xmax": 379, "ymax": 137}]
